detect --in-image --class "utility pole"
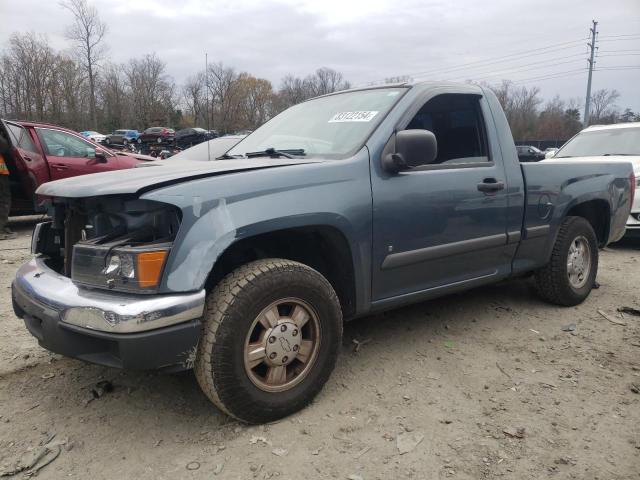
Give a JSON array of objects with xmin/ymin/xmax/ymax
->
[{"xmin": 583, "ymin": 20, "xmax": 598, "ymax": 126}]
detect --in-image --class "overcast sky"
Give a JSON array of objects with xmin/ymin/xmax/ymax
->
[{"xmin": 1, "ymin": 0, "xmax": 639, "ymax": 113}]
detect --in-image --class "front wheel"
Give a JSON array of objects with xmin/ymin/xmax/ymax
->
[
  {"xmin": 123, "ymin": 138, "xmax": 128, "ymax": 145},
  {"xmin": 534, "ymin": 216, "xmax": 598, "ymax": 306},
  {"xmin": 195, "ymin": 259, "xmax": 342, "ymax": 423}
]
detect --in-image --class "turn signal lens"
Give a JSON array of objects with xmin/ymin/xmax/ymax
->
[{"xmin": 136, "ymin": 251, "xmax": 168, "ymax": 288}]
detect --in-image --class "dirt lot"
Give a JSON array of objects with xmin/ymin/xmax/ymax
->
[{"xmin": 0, "ymin": 217, "xmax": 639, "ymax": 480}]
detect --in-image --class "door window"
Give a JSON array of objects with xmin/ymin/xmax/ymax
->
[
  {"xmin": 36, "ymin": 129, "xmax": 96, "ymax": 158},
  {"xmin": 6, "ymin": 123, "xmax": 39, "ymax": 153},
  {"xmin": 405, "ymin": 94, "xmax": 490, "ymax": 166}
]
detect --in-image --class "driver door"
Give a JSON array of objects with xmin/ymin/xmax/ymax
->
[{"xmin": 35, "ymin": 128, "xmax": 121, "ymax": 181}]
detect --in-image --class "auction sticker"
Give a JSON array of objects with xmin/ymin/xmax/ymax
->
[{"xmin": 329, "ymin": 111, "xmax": 379, "ymax": 123}]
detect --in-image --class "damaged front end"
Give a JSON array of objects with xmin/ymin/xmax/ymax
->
[
  {"xmin": 34, "ymin": 196, "xmax": 181, "ymax": 293},
  {"xmin": 12, "ymin": 195, "xmax": 205, "ymax": 371}
]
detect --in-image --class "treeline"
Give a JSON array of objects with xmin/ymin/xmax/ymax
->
[
  {"xmin": 484, "ymin": 80, "xmax": 636, "ymax": 141},
  {"xmin": 0, "ymin": 32, "xmax": 350, "ymax": 134},
  {"xmin": 0, "ymin": 0, "xmax": 636, "ymax": 139}
]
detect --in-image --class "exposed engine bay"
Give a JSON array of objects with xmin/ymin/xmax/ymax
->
[{"xmin": 34, "ymin": 196, "xmax": 181, "ymax": 293}]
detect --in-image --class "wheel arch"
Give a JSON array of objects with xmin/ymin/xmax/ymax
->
[
  {"xmin": 564, "ymin": 198, "xmax": 611, "ymax": 247},
  {"xmin": 204, "ymin": 224, "xmax": 359, "ymax": 319}
]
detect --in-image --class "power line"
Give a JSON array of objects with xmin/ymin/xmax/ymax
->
[
  {"xmin": 444, "ymin": 56, "xmax": 585, "ymax": 82},
  {"xmin": 360, "ymin": 37, "xmax": 588, "ymax": 86},
  {"xmin": 510, "ymin": 69, "xmax": 587, "ymax": 85},
  {"xmin": 598, "ymin": 33, "xmax": 640, "ymax": 39}
]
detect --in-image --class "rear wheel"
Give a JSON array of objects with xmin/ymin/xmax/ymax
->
[
  {"xmin": 105, "ymin": 137, "xmax": 110, "ymax": 144},
  {"xmin": 534, "ymin": 216, "xmax": 598, "ymax": 306},
  {"xmin": 195, "ymin": 259, "xmax": 342, "ymax": 423},
  {"xmin": 123, "ymin": 138, "xmax": 128, "ymax": 145}
]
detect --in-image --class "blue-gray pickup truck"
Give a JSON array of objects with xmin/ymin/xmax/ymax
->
[{"xmin": 12, "ymin": 82, "xmax": 635, "ymax": 423}]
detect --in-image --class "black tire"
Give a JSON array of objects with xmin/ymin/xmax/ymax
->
[
  {"xmin": 123, "ymin": 138, "xmax": 128, "ymax": 145},
  {"xmin": 195, "ymin": 259, "xmax": 342, "ymax": 423},
  {"xmin": 105, "ymin": 137, "xmax": 110, "ymax": 144},
  {"xmin": 137, "ymin": 138, "xmax": 142, "ymax": 144},
  {"xmin": 534, "ymin": 216, "xmax": 598, "ymax": 306}
]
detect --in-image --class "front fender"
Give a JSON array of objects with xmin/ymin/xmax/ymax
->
[{"xmin": 140, "ymin": 151, "xmax": 373, "ymax": 312}]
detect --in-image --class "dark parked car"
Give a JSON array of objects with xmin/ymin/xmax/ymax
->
[
  {"xmin": 516, "ymin": 145, "xmax": 545, "ymax": 162},
  {"xmin": 174, "ymin": 127, "xmax": 216, "ymax": 148},
  {"xmin": 138, "ymin": 127, "xmax": 175, "ymax": 145},
  {"xmin": 13, "ymin": 82, "xmax": 634, "ymax": 423},
  {"xmin": 104, "ymin": 129, "xmax": 139, "ymax": 145}
]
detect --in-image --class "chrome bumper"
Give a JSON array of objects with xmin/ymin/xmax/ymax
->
[{"xmin": 12, "ymin": 257, "xmax": 205, "ymax": 333}]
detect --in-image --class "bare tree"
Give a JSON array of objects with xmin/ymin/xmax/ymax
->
[
  {"xmin": 306, "ymin": 67, "xmax": 351, "ymax": 96},
  {"xmin": 61, "ymin": 0, "xmax": 107, "ymax": 129},
  {"xmin": 589, "ymin": 89, "xmax": 620, "ymax": 124},
  {"xmin": 181, "ymin": 72, "xmax": 206, "ymax": 126},
  {"xmin": 124, "ymin": 54, "xmax": 175, "ymax": 128}
]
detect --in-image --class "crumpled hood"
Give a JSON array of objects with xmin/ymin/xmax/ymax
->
[{"xmin": 37, "ymin": 158, "xmax": 323, "ymax": 198}]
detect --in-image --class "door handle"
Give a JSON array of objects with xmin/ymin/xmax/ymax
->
[
  {"xmin": 51, "ymin": 163, "xmax": 69, "ymax": 170},
  {"xmin": 477, "ymin": 178, "xmax": 505, "ymax": 193},
  {"xmin": 23, "ymin": 156, "xmax": 33, "ymax": 162}
]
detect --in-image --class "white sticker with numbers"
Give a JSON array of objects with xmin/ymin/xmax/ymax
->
[{"xmin": 328, "ymin": 111, "xmax": 379, "ymax": 123}]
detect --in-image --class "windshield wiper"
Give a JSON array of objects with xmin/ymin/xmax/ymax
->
[
  {"xmin": 554, "ymin": 155, "xmax": 573, "ymax": 158},
  {"xmin": 216, "ymin": 153, "xmax": 244, "ymax": 160},
  {"xmin": 245, "ymin": 147, "xmax": 306, "ymax": 159},
  {"xmin": 603, "ymin": 153, "xmax": 635, "ymax": 156}
]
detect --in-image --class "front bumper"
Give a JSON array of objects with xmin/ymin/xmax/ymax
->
[
  {"xmin": 625, "ymin": 213, "xmax": 640, "ymax": 237},
  {"xmin": 11, "ymin": 257, "xmax": 205, "ymax": 371}
]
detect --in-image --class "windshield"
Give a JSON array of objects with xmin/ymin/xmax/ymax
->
[
  {"xmin": 555, "ymin": 127, "xmax": 640, "ymax": 157},
  {"xmin": 227, "ymin": 87, "xmax": 406, "ymax": 159}
]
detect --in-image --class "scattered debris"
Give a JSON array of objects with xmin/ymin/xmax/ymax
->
[
  {"xmin": 630, "ymin": 383, "xmax": 640, "ymax": 394},
  {"xmin": 347, "ymin": 475, "xmax": 363, "ymax": 480},
  {"xmin": 272, "ymin": 448, "xmax": 288, "ymax": 457},
  {"xmin": 598, "ymin": 309, "xmax": 627, "ymax": 326},
  {"xmin": 85, "ymin": 380, "xmax": 115, "ymax": 406},
  {"xmin": 503, "ymin": 427, "xmax": 526, "ymax": 439},
  {"xmin": 618, "ymin": 306, "xmax": 640, "ymax": 316},
  {"xmin": 496, "ymin": 362, "xmax": 512, "ymax": 380},
  {"xmin": 443, "ymin": 341, "xmax": 454, "ymax": 349},
  {"xmin": 250, "ymin": 436, "xmax": 271, "ymax": 446},
  {"xmin": 529, "ymin": 328, "xmax": 540, "ymax": 334},
  {"xmin": 186, "ymin": 461, "xmax": 200, "ymax": 471},
  {"xmin": 353, "ymin": 446, "xmax": 371, "ymax": 459},
  {"xmin": 352, "ymin": 337, "xmax": 372, "ymax": 353},
  {"xmin": 41, "ymin": 372, "xmax": 55, "ymax": 379},
  {"xmin": 213, "ymin": 463, "xmax": 224, "ymax": 475},
  {"xmin": 0, "ymin": 438, "xmax": 63, "ymax": 477},
  {"xmin": 311, "ymin": 447, "xmax": 323, "ymax": 455},
  {"xmin": 396, "ymin": 432, "xmax": 424, "ymax": 454},
  {"xmin": 561, "ymin": 323, "xmax": 576, "ymax": 332}
]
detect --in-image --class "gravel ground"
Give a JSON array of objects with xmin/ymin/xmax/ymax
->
[{"xmin": 0, "ymin": 216, "xmax": 639, "ymax": 479}]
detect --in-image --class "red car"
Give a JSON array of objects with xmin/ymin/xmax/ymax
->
[
  {"xmin": 1, "ymin": 119, "xmax": 156, "ymax": 216},
  {"xmin": 137, "ymin": 127, "xmax": 175, "ymax": 145}
]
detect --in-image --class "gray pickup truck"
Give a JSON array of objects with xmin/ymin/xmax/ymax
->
[{"xmin": 12, "ymin": 82, "xmax": 635, "ymax": 423}]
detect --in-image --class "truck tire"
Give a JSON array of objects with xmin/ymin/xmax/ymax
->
[
  {"xmin": 195, "ymin": 259, "xmax": 342, "ymax": 423},
  {"xmin": 534, "ymin": 216, "xmax": 598, "ymax": 306}
]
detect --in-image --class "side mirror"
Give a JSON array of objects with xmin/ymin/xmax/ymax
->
[
  {"xmin": 382, "ymin": 129, "xmax": 438, "ymax": 173},
  {"xmin": 95, "ymin": 149, "xmax": 108, "ymax": 163}
]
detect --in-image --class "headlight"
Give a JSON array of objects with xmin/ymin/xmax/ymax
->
[{"xmin": 72, "ymin": 245, "xmax": 170, "ymax": 293}]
